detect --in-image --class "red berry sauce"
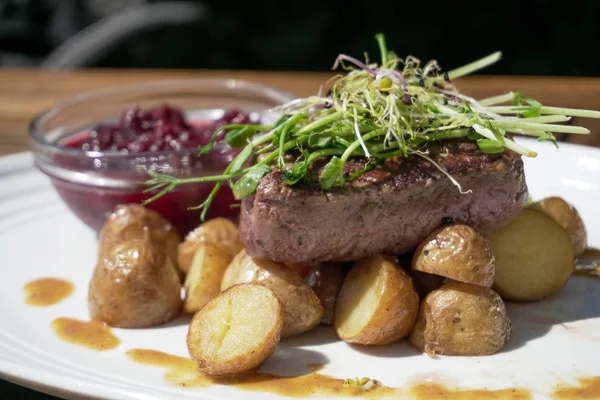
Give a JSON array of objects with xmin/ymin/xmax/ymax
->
[{"xmin": 56, "ymin": 105, "xmax": 256, "ymax": 235}]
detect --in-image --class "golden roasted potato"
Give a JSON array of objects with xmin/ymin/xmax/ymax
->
[
  {"xmin": 187, "ymin": 284, "xmax": 283, "ymax": 377},
  {"xmin": 89, "ymin": 237, "xmax": 182, "ymax": 328},
  {"xmin": 184, "ymin": 243, "xmax": 232, "ymax": 313},
  {"xmin": 306, "ymin": 264, "xmax": 345, "ymax": 325},
  {"xmin": 409, "ymin": 269, "xmax": 445, "ymax": 298},
  {"xmin": 412, "ymin": 224, "xmax": 495, "ymax": 287},
  {"xmin": 409, "ymin": 281, "xmax": 511, "ymax": 356},
  {"xmin": 178, "ymin": 218, "xmax": 242, "ymax": 275},
  {"xmin": 334, "ymin": 254, "xmax": 419, "ymax": 345},
  {"xmin": 99, "ymin": 204, "xmax": 180, "ymax": 265},
  {"xmin": 221, "ymin": 250, "xmax": 323, "ymax": 338},
  {"xmin": 489, "ymin": 209, "xmax": 574, "ymax": 301},
  {"xmin": 530, "ymin": 197, "xmax": 587, "ymax": 256}
]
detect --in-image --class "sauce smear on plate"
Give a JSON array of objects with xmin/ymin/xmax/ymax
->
[
  {"xmin": 51, "ymin": 318, "xmax": 120, "ymax": 351},
  {"xmin": 552, "ymin": 376, "xmax": 600, "ymax": 399},
  {"xmin": 23, "ymin": 278, "xmax": 73, "ymax": 306},
  {"xmin": 127, "ymin": 348, "xmax": 530, "ymax": 399}
]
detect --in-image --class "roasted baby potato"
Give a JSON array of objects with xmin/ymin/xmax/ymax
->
[
  {"xmin": 187, "ymin": 283, "xmax": 283, "ymax": 377},
  {"xmin": 530, "ymin": 196, "xmax": 587, "ymax": 256},
  {"xmin": 89, "ymin": 237, "xmax": 182, "ymax": 328},
  {"xmin": 306, "ymin": 264, "xmax": 345, "ymax": 325},
  {"xmin": 409, "ymin": 281, "xmax": 511, "ymax": 356},
  {"xmin": 334, "ymin": 254, "xmax": 419, "ymax": 345},
  {"xmin": 221, "ymin": 250, "xmax": 323, "ymax": 338},
  {"xmin": 489, "ymin": 209, "xmax": 574, "ymax": 301},
  {"xmin": 184, "ymin": 243, "xmax": 232, "ymax": 313},
  {"xmin": 413, "ymin": 224, "xmax": 495, "ymax": 287},
  {"xmin": 178, "ymin": 218, "xmax": 242, "ymax": 275},
  {"xmin": 99, "ymin": 204, "xmax": 180, "ymax": 265}
]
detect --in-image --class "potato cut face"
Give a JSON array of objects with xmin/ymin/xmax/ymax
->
[
  {"xmin": 184, "ymin": 243, "xmax": 233, "ymax": 313},
  {"xmin": 489, "ymin": 209, "xmax": 574, "ymax": 301},
  {"xmin": 335, "ymin": 254, "xmax": 419, "ymax": 345},
  {"xmin": 413, "ymin": 224, "xmax": 495, "ymax": 287},
  {"xmin": 531, "ymin": 197, "xmax": 587, "ymax": 256},
  {"xmin": 335, "ymin": 262, "xmax": 382, "ymax": 338},
  {"xmin": 187, "ymin": 284, "xmax": 283, "ymax": 376},
  {"xmin": 222, "ymin": 250, "xmax": 324, "ymax": 338},
  {"xmin": 179, "ymin": 218, "xmax": 242, "ymax": 274}
]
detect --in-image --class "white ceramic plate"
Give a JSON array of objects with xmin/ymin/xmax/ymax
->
[{"xmin": 0, "ymin": 138, "xmax": 599, "ymax": 400}]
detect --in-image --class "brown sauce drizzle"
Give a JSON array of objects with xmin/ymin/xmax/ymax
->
[
  {"xmin": 127, "ymin": 348, "xmax": 529, "ymax": 399},
  {"xmin": 552, "ymin": 377, "xmax": 600, "ymax": 399},
  {"xmin": 409, "ymin": 383, "xmax": 532, "ymax": 399},
  {"xmin": 23, "ymin": 278, "xmax": 73, "ymax": 306},
  {"xmin": 574, "ymin": 248, "xmax": 600, "ymax": 279},
  {"xmin": 51, "ymin": 318, "xmax": 120, "ymax": 351}
]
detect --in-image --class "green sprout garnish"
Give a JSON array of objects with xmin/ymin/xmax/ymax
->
[{"xmin": 143, "ymin": 33, "xmax": 600, "ymax": 220}]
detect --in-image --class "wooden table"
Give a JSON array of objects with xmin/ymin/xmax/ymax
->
[{"xmin": 0, "ymin": 68, "xmax": 599, "ymax": 155}]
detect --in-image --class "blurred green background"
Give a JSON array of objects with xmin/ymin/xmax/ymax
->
[{"xmin": 0, "ymin": 0, "xmax": 599, "ymax": 75}]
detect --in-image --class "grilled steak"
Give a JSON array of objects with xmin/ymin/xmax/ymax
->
[{"xmin": 239, "ymin": 140, "xmax": 528, "ymax": 264}]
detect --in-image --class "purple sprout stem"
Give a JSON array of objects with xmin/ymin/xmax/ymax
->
[{"xmin": 332, "ymin": 54, "xmax": 377, "ymax": 75}]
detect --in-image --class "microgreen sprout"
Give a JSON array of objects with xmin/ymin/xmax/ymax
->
[{"xmin": 143, "ymin": 34, "xmax": 600, "ymax": 220}]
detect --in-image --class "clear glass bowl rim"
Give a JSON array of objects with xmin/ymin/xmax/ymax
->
[{"xmin": 28, "ymin": 78, "xmax": 295, "ymax": 159}]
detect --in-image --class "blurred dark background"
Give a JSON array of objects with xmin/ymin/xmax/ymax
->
[{"xmin": 0, "ymin": 0, "xmax": 599, "ymax": 75}]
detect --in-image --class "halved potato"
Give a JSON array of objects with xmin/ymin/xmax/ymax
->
[
  {"xmin": 222, "ymin": 250, "xmax": 323, "ymax": 338},
  {"xmin": 412, "ymin": 224, "xmax": 495, "ymax": 287},
  {"xmin": 184, "ymin": 243, "xmax": 233, "ymax": 313},
  {"xmin": 306, "ymin": 264, "xmax": 346, "ymax": 325},
  {"xmin": 187, "ymin": 283, "xmax": 283, "ymax": 377},
  {"xmin": 530, "ymin": 197, "xmax": 587, "ymax": 256},
  {"xmin": 489, "ymin": 208, "xmax": 574, "ymax": 301},
  {"xmin": 178, "ymin": 218, "xmax": 242, "ymax": 275},
  {"xmin": 334, "ymin": 254, "xmax": 419, "ymax": 345},
  {"xmin": 409, "ymin": 281, "xmax": 511, "ymax": 356}
]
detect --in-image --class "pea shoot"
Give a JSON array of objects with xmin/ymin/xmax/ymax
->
[{"xmin": 144, "ymin": 33, "xmax": 600, "ymax": 220}]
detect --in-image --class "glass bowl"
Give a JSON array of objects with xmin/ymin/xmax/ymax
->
[{"xmin": 29, "ymin": 79, "xmax": 293, "ymax": 236}]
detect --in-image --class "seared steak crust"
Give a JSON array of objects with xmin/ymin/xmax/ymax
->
[{"xmin": 240, "ymin": 140, "xmax": 528, "ymax": 264}]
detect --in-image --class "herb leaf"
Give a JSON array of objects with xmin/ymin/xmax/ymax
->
[
  {"xmin": 232, "ymin": 164, "xmax": 270, "ymax": 199},
  {"xmin": 225, "ymin": 126, "xmax": 255, "ymax": 148},
  {"xmin": 477, "ymin": 138, "xmax": 504, "ymax": 153},
  {"xmin": 319, "ymin": 156, "xmax": 345, "ymax": 189}
]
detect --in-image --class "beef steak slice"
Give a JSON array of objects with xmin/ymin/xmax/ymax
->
[{"xmin": 239, "ymin": 140, "xmax": 528, "ymax": 264}]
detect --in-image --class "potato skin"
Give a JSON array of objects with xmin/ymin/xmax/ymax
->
[
  {"xmin": 531, "ymin": 197, "xmax": 587, "ymax": 256},
  {"xmin": 222, "ymin": 250, "xmax": 323, "ymax": 338},
  {"xmin": 413, "ymin": 224, "xmax": 495, "ymax": 287},
  {"xmin": 99, "ymin": 204, "xmax": 180, "ymax": 265},
  {"xmin": 178, "ymin": 218, "xmax": 242, "ymax": 275},
  {"xmin": 489, "ymin": 208, "xmax": 574, "ymax": 301},
  {"xmin": 187, "ymin": 284, "xmax": 283, "ymax": 377},
  {"xmin": 89, "ymin": 237, "xmax": 182, "ymax": 328},
  {"xmin": 306, "ymin": 264, "xmax": 345, "ymax": 325},
  {"xmin": 335, "ymin": 255, "xmax": 419, "ymax": 345},
  {"xmin": 409, "ymin": 281, "xmax": 511, "ymax": 356}
]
